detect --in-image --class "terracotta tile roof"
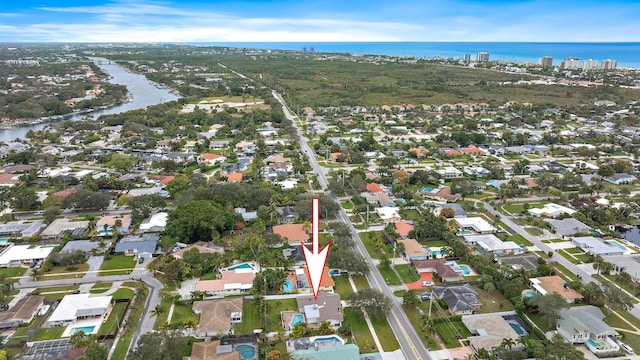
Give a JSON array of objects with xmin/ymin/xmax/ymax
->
[
  {"xmin": 188, "ymin": 340, "xmax": 240, "ymax": 360},
  {"xmin": 366, "ymin": 183, "xmax": 383, "ymax": 194},
  {"xmin": 412, "ymin": 259, "xmax": 460, "ymax": 280},
  {"xmin": 52, "ymin": 188, "xmax": 77, "ymax": 198},
  {"xmin": 221, "ymin": 173, "xmax": 243, "ymax": 182},
  {"xmin": 196, "ymin": 271, "xmax": 255, "ymax": 292},
  {"xmin": 445, "ymin": 149, "xmax": 461, "ymax": 156},
  {"xmin": 0, "ymin": 173, "xmax": 20, "ymax": 185},
  {"xmin": 200, "ymin": 153, "xmax": 223, "ymax": 160},
  {"xmin": 159, "ymin": 175, "xmax": 176, "ymax": 185},
  {"xmin": 272, "ymin": 224, "xmax": 309, "ymax": 243},
  {"xmin": 461, "ymin": 145, "xmax": 485, "ymax": 154},
  {"xmin": 394, "ymin": 222, "xmax": 414, "ymax": 238}
]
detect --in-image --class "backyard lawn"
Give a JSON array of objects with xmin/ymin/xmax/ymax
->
[
  {"xmin": 472, "ymin": 286, "xmax": 515, "ymax": 313},
  {"xmin": 111, "ymin": 288, "xmax": 135, "ymax": 300},
  {"xmin": 170, "ymin": 302, "xmax": 201, "ymax": 327},
  {"xmin": 400, "ymin": 209, "xmax": 423, "ymax": 222},
  {"xmin": 434, "ymin": 319, "xmax": 471, "ymax": 348},
  {"xmin": 235, "ymin": 300, "xmax": 260, "ymax": 334},
  {"xmin": 333, "ymin": 275, "xmax": 355, "ymax": 298},
  {"xmin": 34, "ymin": 327, "xmax": 65, "ymax": 341},
  {"xmin": 99, "ymin": 302, "xmax": 129, "ymax": 336}
]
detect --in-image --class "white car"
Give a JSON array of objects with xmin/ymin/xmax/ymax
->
[{"xmin": 422, "ymin": 281, "xmax": 433, "ymax": 287}]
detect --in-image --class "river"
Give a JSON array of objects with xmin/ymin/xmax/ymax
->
[{"xmin": 0, "ymin": 57, "xmax": 180, "ymax": 143}]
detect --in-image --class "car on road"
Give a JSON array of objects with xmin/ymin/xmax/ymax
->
[
  {"xmin": 422, "ymin": 281, "xmax": 433, "ymax": 287},
  {"xmin": 138, "ymin": 257, "xmax": 145, "ymax": 264},
  {"xmin": 72, "ymin": 290, "xmax": 81, "ymax": 294},
  {"xmin": 420, "ymin": 292, "xmax": 432, "ymax": 301},
  {"xmin": 0, "ymin": 304, "xmax": 9, "ymax": 312}
]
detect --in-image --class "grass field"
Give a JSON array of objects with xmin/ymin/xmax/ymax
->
[
  {"xmin": 369, "ymin": 314, "xmax": 400, "ymax": 351},
  {"xmin": 99, "ymin": 302, "xmax": 128, "ymax": 335},
  {"xmin": 0, "ymin": 267, "xmax": 27, "ymax": 278},
  {"xmin": 112, "ymin": 288, "xmax": 135, "ymax": 300},
  {"xmin": 353, "ymin": 275, "xmax": 370, "ymax": 291},
  {"xmin": 434, "ymin": 320, "xmax": 471, "ymax": 348},
  {"xmin": 360, "ymin": 231, "xmax": 391, "ymax": 259},
  {"xmin": 34, "ymin": 327, "xmax": 65, "ymax": 341},
  {"xmin": 401, "ymin": 304, "xmax": 440, "ymax": 350},
  {"xmin": 110, "ymin": 284, "xmax": 149, "ymax": 360},
  {"xmin": 394, "ymin": 264, "xmax": 420, "ymax": 283},
  {"xmin": 472, "ymin": 285, "xmax": 515, "ymax": 313},
  {"xmin": 100, "ymin": 255, "xmax": 136, "ymax": 270},
  {"xmin": 400, "ymin": 209, "xmax": 423, "ymax": 222},
  {"xmin": 31, "ymin": 285, "xmax": 79, "ymax": 294},
  {"xmin": 170, "ymin": 302, "xmax": 201, "ymax": 327},
  {"xmin": 343, "ymin": 308, "xmax": 377, "ymax": 353},
  {"xmin": 377, "ymin": 265, "xmax": 402, "ymax": 285},
  {"xmin": 333, "ymin": 275, "xmax": 355, "ymax": 298}
]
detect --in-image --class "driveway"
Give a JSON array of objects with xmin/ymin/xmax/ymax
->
[
  {"xmin": 177, "ymin": 278, "xmax": 198, "ymax": 300},
  {"xmin": 406, "ymin": 272, "xmax": 433, "ymax": 290},
  {"xmin": 84, "ymin": 256, "xmax": 104, "ymax": 278}
]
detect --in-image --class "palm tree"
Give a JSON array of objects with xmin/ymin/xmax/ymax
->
[
  {"xmin": 501, "ymin": 337, "xmax": 516, "ymax": 351},
  {"xmin": 150, "ymin": 304, "xmax": 166, "ymax": 317}
]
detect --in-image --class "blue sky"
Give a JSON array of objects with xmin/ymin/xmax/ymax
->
[{"xmin": 0, "ymin": 0, "xmax": 638, "ymax": 42}]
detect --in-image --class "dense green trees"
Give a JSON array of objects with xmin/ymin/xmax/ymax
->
[
  {"xmin": 129, "ymin": 330, "xmax": 189, "ymax": 360},
  {"xmin": 166, "ymin": 200, "xmax": 237, "ymax": 243},
  {"xmin": 346, "ymin": 288, "xmax": 392, "ymax": 318},
  {"xmin": 63, "ymin": 189, "xmax": 110, "ymax": 210}
]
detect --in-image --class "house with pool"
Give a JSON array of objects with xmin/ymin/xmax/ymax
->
[
  {"xmin": 454, "ymin": 217, "xmax": 496, "ymax": 235},
  {"xmin": 556, "ymin": 306, "xmax": 620, "ymax": 355},
  {"xmin": 296, "ymin": 292, "xmax": 343, "ymax": 328},
  {"xmin": 529, "ymin": 276, "xmax": 583, "ymax": 303},
  {"xmin": 463, "ymin": 234, "xmax": 523, "ymax": 256},
  {"xmin": 46, "ymin": 294, "xmax": 113, "ymax": 336},
  {"xmin": 196, "ymin": 270, "xmax": 255, "ymax": 297},
  {"xmin": 0, "ymin": 243, "xmax": 56, "ymax": 268}
]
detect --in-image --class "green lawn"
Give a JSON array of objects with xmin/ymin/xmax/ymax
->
[
  {"xmin": 100, "ymin": 255, "xmax": 136, "ymax": 271},
  {"xmin": 170, "ymin": 302, "xmax": 200, "ymax": 327},
  {"xmin": 34, "ymin": 327, "xmax": 65, "ymax": 341},
  {"xmin": 525, "ymin": 227, "xmax": 544, "ymax": 236},
  {"xmin": 110, "ymin": 283, "xmax": 149, "ymax": 360},
  {"xmin": 333, "ymin": 275, "xmax": 355, "ymax": 299},
  {"xmin": 0, "ymin": 267, "xmax": 27, "ymax": 278},
  {"xmin": 619, "ymin": 331, "xmax": 640, "ymax": 354},
  {"xmin": 160, "ymin": 235, "xmax": 177, "ymax": 248},
  {"xmin": 360, "ymin": 231, "xmax": 391, "ymax": 259},
  {"xmin": 434, "ymin": 320, "xmax": 471, "ymax": 348},
  {"xmin": 31, "ymin": 285, "xmax": 79, "ymax": 294},
  {"xmin": 199, "ymin": 272, "xmax": 218, "ymax": 280},
  {"xmin": 353, "ymin": 275, "xmax": 370, "ymax": 291},
  {"xmin": 344, "ymin": 308, "xmax": 377, "ymax": 353},
  {"xmin": 153, "ymin": 296, "xmax": 173, "ymax": 330},
  {"xmin": 394, "ymin": 264, "xmax": 420, "ymax": 283},
  {"xmin": 235, "ymin": 299, "xmax": 260, "ymax": 334},
  {"xmin": 377, "ymin": 265, "xmax": 401, "ymax": 285},
  {"xmin": 370, "ymin": 315, "xmax": 400, "ymax": 351},
  {"xmin": 112, "ymin": 288, "xmax": 135, "ymax": 300},
  {"xmin": 401, "ymin": 304, "xmax": 440, "ymax": 350},
  {"xmin": 400, "ymin": 209, "xmax": 423, "ymax": 222},
  {"xmin": 340, "ymin": 200, "xmax": 354, "ymax": 210},
  {"xmin": 99, "ymin": 302, "xmax": 128, "ymax": 335},
  {"xmin": 90, "ymin": 282, "xmax": 113, "ymax": 294},
  {"xmin": 606, "ymin": 312, "xmax": 636, "ymax": 331},
  {"xmin": 422, "ymin": 240, "xmax": 448, "ymax": 247},
  {"xmin": 472, "ymin": 286, "xmax": 515, "ymax": 313},
  {"xmin": 504, "ymin": 203, "xmax": 543, "ymax": 215}
]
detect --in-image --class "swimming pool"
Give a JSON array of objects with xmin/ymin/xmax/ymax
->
[
  {"xmin": 228, "ymin": 263, "xmax": 253, "ymax": 271},
  {"xmin": 421, "ymin": 187, "xmax": 433, "ymax": 193},
  {"xmin": 311, "ymin": 335, "xmax": 345, "ymax": 347},
  {"xmin": 608, "ymin": 241, "xmax": 626, "ymax": 250},
  {"xmin": 72, "ymin": 326, "xmax": 96, "ymax": 334},
  {"xmin": 290, "ymin": 314, "xmax": 305, "ymax": 328},
  {"xmin": 509, "ymin": 322, "xmax": 526, "ymax": 336},
  {"xmin": 40, "ymin": 245, "xmax": 57, "ymax": 249},
  {"xmin": 523, "ymin": 290, "xmax": 535, "ymax": 298},
  {"xmin": 234, "ymin": 344, "xmax": 256, "ymax": 360},
  {"xmin": 458, "ymin": 230, "xmax": 473, "ymax": 235},
  {"xmin": 429, "ymin": 250, "xmax": 442, "ymax": 258},
  {"xmin": 283, "ymin": 280, "xmax": 293, "ymax": 292},
  {"xmin": 458, "ymin": 265, "xmax": 471, "ymax": 275}
]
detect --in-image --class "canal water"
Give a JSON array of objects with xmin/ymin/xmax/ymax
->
[{"xmin": 0, "ymin": 57, "xmax": 179, "ymax": 143}]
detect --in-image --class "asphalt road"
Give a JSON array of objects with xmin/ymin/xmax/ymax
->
[{"xmin": 275, "ymin": 91, "xmax": 431, "ymax": 360}]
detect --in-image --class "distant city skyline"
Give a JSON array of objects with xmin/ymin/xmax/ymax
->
[{"xmin": 0, "ymin": 0, "xmax": 639, "ymax": 42}]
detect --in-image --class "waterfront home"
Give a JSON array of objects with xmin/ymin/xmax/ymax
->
[{"xmin": 529, "ymin": 276, "xmax": 583, "ymax": 303}]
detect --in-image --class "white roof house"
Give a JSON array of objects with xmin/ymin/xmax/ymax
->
[
  {"xmin": 47, "ymin": 294, "xmax": 112, "ymax": 326},
  {"xmin": 463, "ymin": 234, "xmax": 522, "ymax": 256},
  {"xmin": 454, "ymin": 217, "xmax": 496, "ymax": 234},
  {"xmin": 0, "ymin": 244, "xmax": 55, "ymax": 268},
  {"xmin": 139, "ymin": 212, "xmax": 168, "ymax": 232},
  {"xmin": 375, "ymin": 207, "xmax": 401, "ymax": 223},
  {"xmin": 529, "ymin": 203, "xmax": 575, "ymax": 218}
]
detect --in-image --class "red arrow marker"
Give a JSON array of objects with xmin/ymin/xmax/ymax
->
[{"xmin": 302, "ymin": 197, "xmax": 331, "ymax": 300}]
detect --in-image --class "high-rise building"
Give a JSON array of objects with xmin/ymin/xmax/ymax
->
[
  {"xmin": 582, "ymin": 59, "xmax": 598, "ymax": 70},
  {"xmin": 601, "ymin": 59, "xmax": 617, "ymax": 70},
  {"xmin": 464, "ymin": 53, "xmax": 471, "ymax": 62},
  {"xmin": 477, "ymin": 52, "xmax": 490, "ymax": 62},
  {"xmin": 540, "ymin": 56, "xmax": 553, "ymax": 68},
  {"xmin": 561, "ymin": 57, "xmax": 580, "ymax": 70}
]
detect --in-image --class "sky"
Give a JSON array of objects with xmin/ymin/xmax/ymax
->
[{"xmin": 0, "ymin": 0, "xmax": 638, "ymax": 42}]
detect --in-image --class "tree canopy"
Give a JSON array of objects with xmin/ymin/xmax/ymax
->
[{"xmin": 166, "ymin": 200, "xmax": 237, "ymax": 243}]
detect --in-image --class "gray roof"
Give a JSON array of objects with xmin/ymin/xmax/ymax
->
[
  {"xmin": 115, "ymin": 233, "xmax": 160, "ymax": 254},
  {"xmin": 440, "ymin": 203, "xmax": 466, "ymax": 217},
  {"xmin": 572, "ymin": 237, "xmax": 625, "ymax": 256},
  {"xmin": 558, "ymin": 305, "xmax": 618, "ymax": 337},
  {"xmin": 432, "ymin": 284, "xmax": 481, "ymax": 313},
  {"xmin": 545, "ymin": 218, "xmax": 591, "ymax": 237},
  {"xmin": 61, "ymin": 240, "xmax": 109, "ymax": 253},
  {"xmin": 0, "ymin": 220, "xmax": 46, "ymax": 238}
]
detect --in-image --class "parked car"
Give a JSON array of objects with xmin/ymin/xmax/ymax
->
[
  {"xmin": 619, "ymin": 342, "xmax": 634, "ymax": 354},
  {"xmin": 138, "ymin": 257, "xmax": 145, "ymax": 264},
  {"xmin": 0, "ymin": 304, "xmax": 9, "ymax": 312},
  {"xmin": 422, "ymin": 281, "xmax": 433, "ymax": 287},
  {"xmin": 420, "ymin": 292, "xmax": 432, "ymax": 301}
]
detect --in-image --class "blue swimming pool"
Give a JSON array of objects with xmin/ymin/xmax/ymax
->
[
  {"xmin": 283, "ymin": 280, "xmax": 293, "ymax": 292},
  {"xmin": 72, "ymin": 326, "xmax": 96, "ymax": 334},
  {"xmin": 290, "ymin": 314, "xmax": 305, "ymax": 328},
  {"xmin": 608, "ymin": 241, "xmax": 626, "ymax": 250},
  {"xmin": 235, "ymin": 344, "xmax": 256, "ymax": 360},
  {"xmin": 523, "ymin": 291, "xmax": 535, "ymax": 298},
  {"xmin": 459, "ymin": 265, "xmax": 471, "ymax": 275},
  {"xmin": 228, "ymin": 263, "xmax": 253, "ymax": 271},
  {"xmin": 509, "ymin": 322, "xmax": 526, "ymax": 336},
  {"xmin": 421, "ymin": 187, "xmax": 433, "ymax": 193},
  {"xmin": 312, "ymin": 335, "xmax": 344, "ymax": 347}
]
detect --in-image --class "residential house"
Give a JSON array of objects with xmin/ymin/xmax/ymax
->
[
  {"xmin": 199, "ymin": 153, "xmax": 226, "ymax": 166},
  {"xmin": 0, "ymin": 174, "xmax": 20, "ymax": 187},
  {"xmin": 556, "ymin": 306, "xmax": 620, "ymax": 353},
  {"xmin": 272, "ymin": 224, "xmax": 309, "ymax": 245},
  {"xmin": 571, "ymin": 237, "xmax": 625, "ymax": 256},
  {"xmin": 234, "ymin": 207, "xmax": 257, "ymax": 222},
  {"xmin": 463, "ymin": 234, "xmax": 523, "ymax": 256},
  {"xmin": 411, "ymin": 259, "xmax": 463, "ymax": 282},
  {"xmin": 220, "ymin": 172, "xmax": 243, "ymax": 183},
  {"xmin": 375, "ymin": 207, "xmax": 401, "ymax": 223},
  {"xmin": 114, "ymin": 233, "xmax": 160, "ymax": 259},
  {"xmin": 605, "ymin": 173, "xmax": 636, "ymax": 185},
  {"xmin": 279, "ymin": 206, "xmax": 297, "ymax": 224},
  {"xmin": 544, "ymin": 218, "xmax": 591, "ymax": 238},
  {"xmin": 394, "ymin": 222, "xmax": 414, "ymax": 239},
  {"xmin": 432, "ymin": 284, "xmax": 482, "ymax": 315},
  {"xmin": 437, "ymin": 167, "xmax": 464, "ymax": 178},
  {"xmin": 40, "ymin": 219, "xmax": 90, "ymax": 239},
  {"xmin": 185, "ymin": 340, "xmax": 240, "ymax": 360},
  {"xmin": 0, "ymin": 295, "xmax": 44, "ymax": 329},
  {"xmin": 0, "ymin": 244, "xmax": 55, "ymax": 268},
  {"xmin": 462, "ymin": 313, "xmax": 524, "ymax": 355},
  {"xmin": 192, "ymin": 298, "xmax": 244, "ymax": 336},
  {"xmin": 139, "ymin": 212, "xmax": 168, "ymax": 233},
  {"xmin": 46, "ymin": 294, "xmax": 113, "ymax": 327},
  {"xmin": 234, "ymin": 141, "xmax": 255, "ymax": 156},
  {"xmin": 95, "ymin": 214, "xmax": 132, "ymax": 235},
  {"xmin": 529, "ymin": 276, "xmax": 583, "ymax": 303},
  {"xmin": 398, "ymin": 239, "xmax": 429, "ymax": 261},
  {"xmin": 531, "ymin": 203, "xmax": 576, "ymax": 218},
  {"xmin": 0, "ymin": 220, "xmax": 46, "ymax": 238},
  {"xmin": 61, "ymin": 240, "xmax": 110, "ymax": 255},
  {"xmin": 366, "ymin": 183, "xmax": 387, "ymax": 195},
  {"xmin": 296, "ymin": 292, "xmax": 343, "ymax": 328},
  {"xmin": 296, "ymin": 267, "xmax": 334, "ymax": 294},
  {"xmin": 195, "ymin": 270, "xmax": 254, "ymax": 297},
  {"xmin": 461, "ymin": 145, "xmax": 486, "ymax": 156},
  {"xmin": 454, "ymin": 217, "xmax": 496, "ymax": 234}
]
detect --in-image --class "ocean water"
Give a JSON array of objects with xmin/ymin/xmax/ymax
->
[{"xmin": 190, "ymin": 42, "xmax": 640, "ymax": 69}]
